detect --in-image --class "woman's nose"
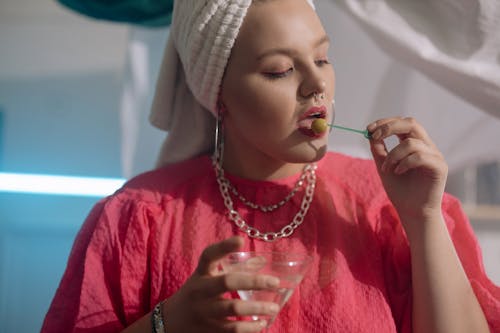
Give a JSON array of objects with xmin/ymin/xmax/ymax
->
[{"xmin": 301, "ymin": 78, "xmax": 327, "ymax": 100}]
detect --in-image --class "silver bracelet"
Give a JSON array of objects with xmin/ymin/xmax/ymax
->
[{"xmin": 151, "ymin": 301, "xmax": 166, "ymax": 333}]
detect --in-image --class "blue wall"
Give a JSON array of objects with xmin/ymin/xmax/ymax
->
[
  {"xmin": 0, "ymin": 72, "xmax": 121, "ymax": 176},
  {"xmin": 0, "ymin": 71, "xmax": 122, "ymax": 332},
  {"xmin": 0, "ymin": 193, "xmax": 99, "ymax": 331}
]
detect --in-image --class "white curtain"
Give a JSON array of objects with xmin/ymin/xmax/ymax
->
[
  {"xmin": 333, "ymin": 0, "xmax": 500, "ymax": 119},
  {"xmin": 317, "ymin": 0, "xmax": 500, "ymax": 170},
  {"xmin": 119, "ymin": 26, "xmax": 167, "ymax": 178}
]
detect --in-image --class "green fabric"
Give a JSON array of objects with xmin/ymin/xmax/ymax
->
[{"xmin": 57, "ymin": 0, "xmax": 173, "ymax": 27}]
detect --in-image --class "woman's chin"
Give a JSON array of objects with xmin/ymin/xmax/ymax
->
[
  {"xmin": 283, "ymin": 142, "xmax": 328, "ymax": 164},
  {"xmin": 305, "ymin": 145, "xmax": 328, "ymax": 162}
]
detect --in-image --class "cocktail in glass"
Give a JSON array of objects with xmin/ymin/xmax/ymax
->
[{"xmin": 220, "ymin": 251, "xmax": 313, "ymax": 331}]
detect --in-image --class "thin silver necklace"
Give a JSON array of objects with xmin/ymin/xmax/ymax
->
[{"xmin": 226, "ymin": 166, "xmax": 309, "ymax": 212}]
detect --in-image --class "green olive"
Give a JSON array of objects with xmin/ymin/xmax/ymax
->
[{"xmin": 311, "ymin": 118, "xmax": 328, "ymax": 134}]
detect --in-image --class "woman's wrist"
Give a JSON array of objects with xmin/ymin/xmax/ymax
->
[
  {"xmin": 398, "ymin": 210, "xmax": 445, "ymax": 241},
  {"xmin": 402, "ymin": 212, "xmax": 447, "ymax": 247}
]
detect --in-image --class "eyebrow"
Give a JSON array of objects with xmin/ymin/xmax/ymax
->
[{"xmin": 256, "ymin": 35, "xmax": 330, "ymax": 61}]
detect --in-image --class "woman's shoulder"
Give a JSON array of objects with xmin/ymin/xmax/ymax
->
[{"xmin": 112, "ymin": 155, "xmax": 214, "ymax": 204}]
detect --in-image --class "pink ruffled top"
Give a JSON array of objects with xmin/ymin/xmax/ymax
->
[{"xmin": 41, "ymin": 152, "xmax": 500, "ymax": 332}]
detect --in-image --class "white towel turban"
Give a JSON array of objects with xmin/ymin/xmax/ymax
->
[{"xmin": 150, "ymin": 0, "xmax": 315, "ymax": 167}]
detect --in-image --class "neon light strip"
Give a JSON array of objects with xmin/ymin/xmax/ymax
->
[{"xmin": 0, "ymin": 173, "xmax": 126, "ymax": 197}]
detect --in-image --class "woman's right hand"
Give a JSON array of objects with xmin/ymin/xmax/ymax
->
[{"xmin": 163, "ymin": 236, "xmax": 281, "ymax": 333}]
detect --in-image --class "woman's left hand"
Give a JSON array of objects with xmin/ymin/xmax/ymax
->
[{"xmin": 367, "ymin": 117, "xmax": 448, "ymax": 225}]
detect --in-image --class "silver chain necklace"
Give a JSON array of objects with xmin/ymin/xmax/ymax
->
[
  {"xmin": 226, "ymin": 167, "xmax": 309, "ymax": 212},
  {"xmin": 213, "ymin": 157, "xmax": 317, "ymax": 242}
]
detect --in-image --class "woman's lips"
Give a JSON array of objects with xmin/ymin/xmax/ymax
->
[
  {"xmin": 298, "ymin": 106, "xmax": 327, "ymax": 138},
  {"xmin": 300, "ymin": 106, "xmax": 327, "ymax": 120}
]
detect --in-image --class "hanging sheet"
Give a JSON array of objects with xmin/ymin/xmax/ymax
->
[{"xmin": 333, "ymin": 0, "xmax": 500, "ymax": 119}]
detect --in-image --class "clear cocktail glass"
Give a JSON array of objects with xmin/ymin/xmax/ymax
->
[{"xmin": 220, "ymin": 251, "xmax": 313, "ymax": 332}]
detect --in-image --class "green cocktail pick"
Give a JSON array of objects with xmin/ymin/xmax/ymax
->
[
  {"xmin": 311, "ymin": 119, "xmax": 371, "ymax": 139},
  {"xmin": 331, "ymin": 124, "xmax": 371, "ymax": 139}
]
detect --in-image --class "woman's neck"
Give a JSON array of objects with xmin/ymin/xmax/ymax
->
[{"xmin": 221, "ymin": 149, "xmax": 306, "ymax": 181}]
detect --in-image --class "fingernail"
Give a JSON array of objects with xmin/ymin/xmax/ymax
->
[
  {"xmin": 394, "ymin": 165, "xmax": 405, "ymax": 174},
  {"xmin": 381, "ymin": 161, "xmax": 387, "ymax": 173},
  {"xmin": 268, "ymin": 303, "xmax": 280, "ymax": 314},
  {"xmin": 367, "ymin": 122, "xmax": 377, "ymax": 131},
  {"xmin": 371, "ymin": 130, "xmax": 381, "ymax": 140},
  {"xmin": 266, "ymin": 277, "xmax": 280, "ymax": 288}
]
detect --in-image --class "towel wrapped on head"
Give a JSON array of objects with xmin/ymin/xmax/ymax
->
[{"xmin": 150, "ymin": 0, "xmax": 314, "ymax": 167}]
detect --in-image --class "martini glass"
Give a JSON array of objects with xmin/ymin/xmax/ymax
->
[{"xmin": 220, "ymin": 251, "xmax": 313, "ymax": 332}]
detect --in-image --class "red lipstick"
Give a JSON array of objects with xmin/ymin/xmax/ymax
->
[
  {"xmin": 298, "ymin": 106, "xmax": 327, "ymax": 137},
  {"xmin": 300, "ymin": 106, "xmax": 327, "ymax": 120}
]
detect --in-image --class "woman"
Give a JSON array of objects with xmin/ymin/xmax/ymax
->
[{"xmin": 42, "ymin": 0, "xmax": 499, "ymax": 332}]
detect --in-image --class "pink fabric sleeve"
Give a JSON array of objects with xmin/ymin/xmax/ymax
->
[
  {"xmin": 377, "ymin": 194, "xmax": 500, "ymax": 332},
  {"xmin": 376, "ymin": 203, "xmax": 413, "ymax": 333},
  {"xmin": 441, "ymin": 194, "xmax": 500, "ymax": 332},
  {"xmin": 41, "ymin": 194, "xmax": 155, "ymax": 333}
]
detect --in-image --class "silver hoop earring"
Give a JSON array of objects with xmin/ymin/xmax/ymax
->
[
  {"xmin": 330, "ymin": 99, "xmax": 336, "ymax": 133},
  {"xmin": 214, "ymin": 108, "xmax": 225, "ymax": 167}
]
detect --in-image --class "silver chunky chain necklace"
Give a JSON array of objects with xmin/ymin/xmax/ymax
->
[{"xmin": 212, "ymin": 156, "xmax": 317, "ymax": 242}]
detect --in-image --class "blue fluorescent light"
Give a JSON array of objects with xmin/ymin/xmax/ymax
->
[{"xmin": 0, "ymin": 172, "xmax": 126, "ymax": 197}]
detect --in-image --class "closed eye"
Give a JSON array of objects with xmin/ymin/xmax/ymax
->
[
  {"xmin": 315, "ymin": 59, "xmax": 331, "ymax": 66},
  {"xmin": 264, "ymin": 68, "xmax": 293, "ymax": 79}
]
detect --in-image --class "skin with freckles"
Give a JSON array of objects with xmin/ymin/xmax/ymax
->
[
  {"xmin": 220, "ymin": 0, "xmax": 335, "ymax": 180},
  {"xmin": 121, "ymin": 1, "xmax": 490, "ymax": 332},
  {"xmin": 367, "ymin": 117, "xmax": 448, "ymax": 224}
]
